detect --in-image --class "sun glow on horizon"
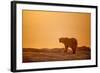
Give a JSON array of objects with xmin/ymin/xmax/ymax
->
[{"xmin": 22, "ymin": 10, "xmax": 91, "ymax": 48}]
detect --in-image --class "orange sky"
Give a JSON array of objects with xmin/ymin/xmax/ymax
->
[{"xmin": 22, "ymin": 10, "xmax": 91, "ymax": 48}]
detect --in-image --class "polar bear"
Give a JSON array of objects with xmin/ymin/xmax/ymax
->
[{"xmin": 59, "ymin": 37, "xmax": 77, "ymax": 54}]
